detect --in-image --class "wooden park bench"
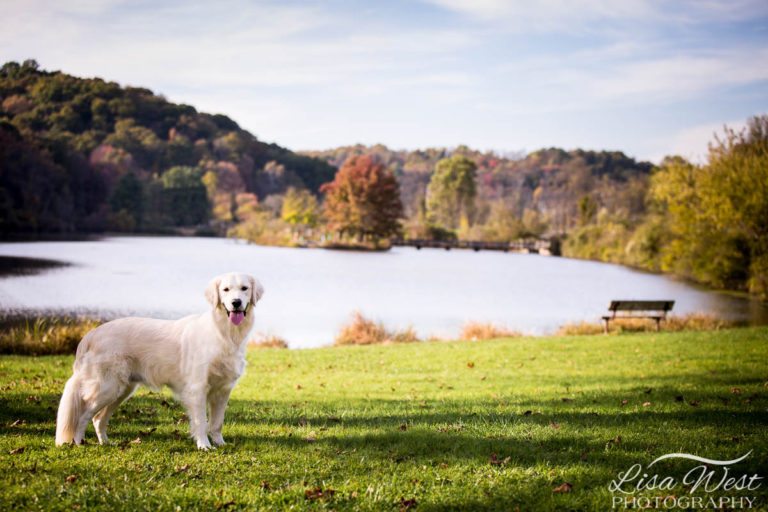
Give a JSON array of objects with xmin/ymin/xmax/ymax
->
[{"xmin": 602, "ymin": 300, "xmax": 675, "ymax": 333}]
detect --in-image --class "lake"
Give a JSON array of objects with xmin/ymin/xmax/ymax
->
[{"xmin": 0, "ymin": 236, "xmax": 766, "ymax": 348}]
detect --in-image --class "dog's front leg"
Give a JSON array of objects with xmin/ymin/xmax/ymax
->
[
  {"xmin": 208, "ymin": 386, "xmax": 233, "ymax": 447},
  {"xmin": 181, "ymin": 385, "xmax": 211, "ymax": 450}
]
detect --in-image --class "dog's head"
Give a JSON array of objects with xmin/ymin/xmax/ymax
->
[{"xmin": 205, "ymin": 272, "xmax": 264, "ymax": 326}]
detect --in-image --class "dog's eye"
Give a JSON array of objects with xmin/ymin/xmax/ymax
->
[
  {"xmin": 241, "ymin": 286, "xmax": 248, "ymax": 291},
  {"xmin": 223, "ymin": 287, "xmax": 229, "ymax": 292}
]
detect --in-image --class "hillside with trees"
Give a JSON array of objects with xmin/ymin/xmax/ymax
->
[{"xmin": 0, "ymin": 60, "xmax": 335, "ymax": 236}]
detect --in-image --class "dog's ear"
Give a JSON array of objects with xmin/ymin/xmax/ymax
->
[
  {"xmin": 249, "ymin": 276, "xmax": 264, "ymax": 305},
  {"xmin": 205, "ymin": 277, "xmax": 221, "ymax": 307}
]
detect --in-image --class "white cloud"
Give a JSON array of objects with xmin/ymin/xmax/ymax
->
[
  {"xmin": 424, "ymin": 0, "xmax": 656, "ymax": 26},
  {"xmin": 587, "ymin": 50, "xmax": 768, "ymax": 100},
  {"xmin": 424, "ymin": 0, "xmax": 768, "ymax": 28}
]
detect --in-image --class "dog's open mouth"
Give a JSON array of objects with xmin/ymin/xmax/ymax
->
[{"xmin": 226, "ymin": 308, "xmax": 246, "ymax": 326}]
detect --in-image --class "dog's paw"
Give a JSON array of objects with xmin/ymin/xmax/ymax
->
[
  {"xmin": 210, "ymin": 433, "xmax": 226, "ymax": 447},
  {"xmin": 196, "ymin": 439, "xmax": 213, "ymax": 451}
]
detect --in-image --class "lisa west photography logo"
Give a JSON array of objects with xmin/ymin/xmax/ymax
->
[{"xmin": 609, "ymin": 451, "xmax": 763, "ymax": 509}]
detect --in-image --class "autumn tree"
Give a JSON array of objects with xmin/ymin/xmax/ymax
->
[
  {"xmin": 426, "ymin": 154, "xmax": 477, "ymax": 230},
  {"xmin": 281, "ymin": 187, "xmax": 319, "ymax": 231},
  {"xmin": 320, "ymin": 155, "xmax": 403, "ymax": 244}
]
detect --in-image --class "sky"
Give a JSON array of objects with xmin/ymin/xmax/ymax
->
[{"xmin": 2, "ymin": 0, "xmax": 767, "ymax": 163}]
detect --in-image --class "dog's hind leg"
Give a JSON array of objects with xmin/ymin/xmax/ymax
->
[
  {"xmin": 93, "ymin": 383, "xmax": 137, "ymax": 445},
  {"xmin": 74, "ymin": 373, "xmax": 126, "ymax": 445}
]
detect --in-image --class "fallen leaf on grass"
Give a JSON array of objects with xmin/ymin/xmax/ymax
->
[
  {"xmin": 467, "ymin": 361, "xmax": 475, "ymax": 368},
  {"xmin": 490, "ymin": 453, "xmax": 511, "ymax": 466},
  {"xmin": 130, "ymin": 437, "xmax": 142, "ymax": 444},
  {"xmin": 65, "ymin": 474, "xmax": 78, "ymax": 483},
  {"xmin": 295, "ymin": 384, "xmax": 303, "ymax": 390},
  {"xmin": 553, "ymin": 482, "xmax": 573, "ymax": 493},
  {"xmin": 642, "ymin": 402, "xmax": 652, "ymax": 407},
  {"xmin": 620, "ymin": 399, "xmax": 628, "ymax": 406},
  {"xmin": 399, "ymin": 423, "xmax": 408, "ymax": 431},
  {"xmin": 9, "ymin": 447, "xmax": 24, "ymax": 455},
  {"xmin": 731, "ymin": 387, "xmax": 742, "ymax": 395},
  {"xmin": 305, "ymin": 431, "xmax": 317, "ymax": 443},
  {"xmin": 305, "ymin": 487, "xmax": 335, "ymax": 501},
  {"xmin": 399, "ymin": 497, "xmax": 418, "ymax": 511},
  {"xmin": 260, "ymin": 481, "xmax": 271, "ymax": 490}
]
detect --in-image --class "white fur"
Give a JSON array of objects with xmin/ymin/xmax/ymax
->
[{"xmin": 55, "ymin": 272, "xmax": 264, "ymax": 450}]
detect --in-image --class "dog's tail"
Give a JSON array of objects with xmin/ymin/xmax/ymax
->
[{"xmin": 55, "ymin": 375, "xmax": 82, "ymax": 446}]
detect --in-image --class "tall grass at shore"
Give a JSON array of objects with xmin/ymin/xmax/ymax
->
[
  {"xmin": 0, "ymin": 316, "xmax": 100, "ymax": 356},
  {"xmin": 0, "ymin": 312, "xmax": 748, "ymax": 354},
  {"xmin": 556, "ymin": 313, "xmax": 738, "ymax": 336},
  {"xmin": 334, "ymin": 311, "xmax": 420, "ymax": 346}
]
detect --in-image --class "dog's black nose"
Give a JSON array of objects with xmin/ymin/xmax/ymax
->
[{"xmin": 231, "ymin": 299, "xmax": 242, "ymax": 309}]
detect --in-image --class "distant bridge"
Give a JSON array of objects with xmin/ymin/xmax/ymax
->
[{"xmin": 392, "ymin": 238, "xmax": 555, "ymax": 255}]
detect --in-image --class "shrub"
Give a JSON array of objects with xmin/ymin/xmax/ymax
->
[
  {"xmin": 389, "ymin": 325, "xmax": 420, "ymax": 344},
  {"xmin": 460, "ymin": 322, "xmax": 520, "ymax": 341},
  {"xmin": 335, "ymin": 312, "xmax": 389, "ymax": 346}
]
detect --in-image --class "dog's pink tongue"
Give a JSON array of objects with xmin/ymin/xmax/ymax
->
[{"xmin": 229, "ymin": 311, "xmax": 245, "ymax": 326}]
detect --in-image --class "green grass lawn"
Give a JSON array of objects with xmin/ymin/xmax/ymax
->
[{"xmin": 1, "ymin": 328, "xmax": 767, "ymax": 511}]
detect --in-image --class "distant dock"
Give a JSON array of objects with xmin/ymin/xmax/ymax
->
[{"xmin": 392, "ymin": 238, "xmax": 555, "ymax": 255}]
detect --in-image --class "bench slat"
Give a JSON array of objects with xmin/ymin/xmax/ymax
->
[{"xmin": 608, "ymin": 300, "xmax": 674, "ymax": 312}]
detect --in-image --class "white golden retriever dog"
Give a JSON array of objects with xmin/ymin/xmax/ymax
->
[{"xmin": 55, "ymin": 272, "xmax": 264, "ymax": 450}]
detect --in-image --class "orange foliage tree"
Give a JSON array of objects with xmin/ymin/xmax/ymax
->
[{"xmin": 320, "ymin": 155, "xmax": 403, "ymax": 244}]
